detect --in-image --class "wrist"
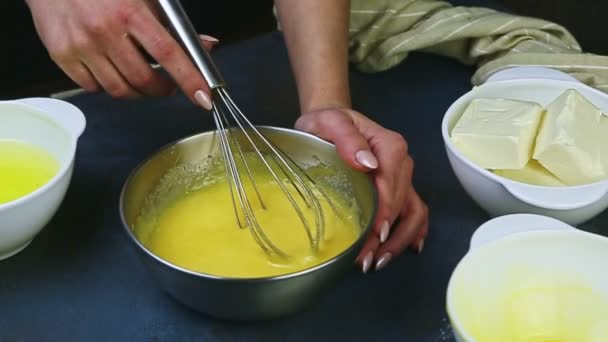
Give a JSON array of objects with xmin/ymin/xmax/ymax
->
[
  {"xmin": 301, "ymin": 102, "xmax": 351, "ymax": 115},
  {"xmin": 299, "ymin": 87, "xmax": 352, "ymax": 114},
  {"xmin": 301, "ymin": 104, "xmax": 350, "ymax": 117}
]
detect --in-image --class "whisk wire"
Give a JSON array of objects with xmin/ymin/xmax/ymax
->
[
  {"xmin": 211, "ymin": 101, "xmax": 287, "ymax": 257},
  {"xmin": 221, "ymin": 90, "xmax": 325, "ymax": 238},
  {"xmin": 217, "ymin": 88, "xmax": 323, "ymax": 253},
  {"xmin": 211, "ymin": 105, "xmax": 246, "ymax": 228},
  {"xmin": 282, "ymin": 153, "xmax": 346, "ymax": 225},
  {"xmin": 269, "ymin": 154, "xmax": 312, "ymax": 208},
  {"xmin": 217, "ymin": 104, "xmax": 266, "ymax": 210}
]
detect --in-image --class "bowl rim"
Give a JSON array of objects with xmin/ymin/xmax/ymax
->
[
  {"xmin": 119, "ymin": 125, "xmax": 378, "ymax": 282},
  {"xmin": 0, "ymin": 101, "xmax": 79, "ymax": 211},
  {"xmin": 445, "ymin": 228, "xmax": 608, "ymax": 341},
  {"xmin": 441, "ymin": 79, "xmax": 608, "ymax": 191}
]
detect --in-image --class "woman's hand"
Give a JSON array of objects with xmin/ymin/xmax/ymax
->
[
  {"xmin": 26, "ymin": 0, "xmax": 216, "ymax": 108},
  {"xmin": 296, "ymin": 108, "xmax": 429, "ymax": 273}
]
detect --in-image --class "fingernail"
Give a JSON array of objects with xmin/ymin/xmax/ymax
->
[
  {"xmin": 375, "ymin": 253, "xmax": 392, "ymax": 271},
  {"xmin": 194, "ymin": 90, "xmax": 213, "ymax": 110},
  {"xmin": 355, "ymin": 150, "xmax": 378, "ymax": 169},
  {"xmin": 379, "ymin": 221, "xmax": 390, "ymax": 243},
  {"xmin": 361, "ymin": 251, "xmax": 373, "ymax": 274},
  {"xmin": 418, "ymin": 239, "xmax": 425, "ymax": 254},
  {"xmin": 199, "ymin": 34, "xmax": 219, "ymax": 43}
]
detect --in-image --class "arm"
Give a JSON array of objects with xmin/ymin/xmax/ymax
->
[
  {"xmin": 275, "ymin": 1, "xmax": 429, "ymax": 273},
  {"xmin": 274, "ymin": 0, "xmax": 351, "ymax": 113}
]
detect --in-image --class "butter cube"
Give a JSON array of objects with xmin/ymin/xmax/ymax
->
[
  {"xmin": 494, "ymin": 160, "xmax": 565, "ymax": 187},
  {"xmin": 451, "ymin": 98, "xmax": 544, "ymax": 169},
  {"xmin": 600, "ymin": 116, "xmax": 608, "ymax": 175},
  {"xmin": 533, "ymin": 89, "xmax": 605, "ymax": 185}
]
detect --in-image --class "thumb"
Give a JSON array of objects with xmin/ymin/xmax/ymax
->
[{"xmin": 295, "ymin": 109, "xmax": 378, "ymax": 172}]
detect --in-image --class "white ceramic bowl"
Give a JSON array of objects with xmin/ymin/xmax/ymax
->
[
  {"xmin": 0, "ymin": 97, "xmax": 86, "ymax": 260},
  {"xmin": 442, "ymin": 67, "xmax": 608, "ymax": 225},
  {"xmin": 447, "ymin": 214, "xmax": 608, "ymax": 341}
]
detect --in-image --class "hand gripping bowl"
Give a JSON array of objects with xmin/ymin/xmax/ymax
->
[
  {"xmin": 441, "ymin": 67, "xmax": 608, "ymax": 225},
  {"xmin": 0, "ymin": 98, "xmax": 86, "ymax": 260},
  {"xmin": 119, "ymin": 127, "xmax": 377, "ymax": 320},
  {"xmin": 447, "ymin": 214, "xmax": 608, "ymax": 341}
]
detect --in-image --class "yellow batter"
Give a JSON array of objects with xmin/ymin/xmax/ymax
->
[
  {"xmin": 455, "ymin": 267, "xmax": 608, "ymax": 341},
  {"xmin": 134, "ymin": 154, "xmax": 362, "ymax": 278}
]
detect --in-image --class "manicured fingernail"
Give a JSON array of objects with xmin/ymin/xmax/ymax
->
[
  {"xmin": 361, "ymin": 251, "xmax": 373, "ymax": 274},
  {"xmin": 355, "ymin": 150, "xmax": 378, "ymax": 169},
  {"xmin": 194, "ymin": 90, "xmax": 213, "ymax": 110},
  {"xmin": 199, "ymin": 34, "xmax": 219, "ymax": 43},
  {"xmin": 418, "ymin": 239, "xmax": 425, "ymax": 254},
  {"xmin": 379, "ymin": 221, "xmax": 390, "ymax": 243},
  {"xmin": 375, "ymin": 253, "xmax": 392, "ymax": 271}
]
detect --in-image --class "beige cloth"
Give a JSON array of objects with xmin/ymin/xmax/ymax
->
[{"xmin": 347, "ymin": 0, "xmax": 608, "ymax": 93}]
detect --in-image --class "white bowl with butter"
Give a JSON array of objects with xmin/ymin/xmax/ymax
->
[
  {"xmin": 447, "ymin": 214, "xmax": 608, "ymax": 341},
  {"xmin": 442, "ymin": 67, "xmax": 608, "ymax": 225},
  {"xmin": 0, "ymin": 98, "xmax": 86, "ymax": 260}
]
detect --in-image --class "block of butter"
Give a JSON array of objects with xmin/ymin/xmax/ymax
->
[
  {"xmin": 601, "ymin": 116, "xmax": 608, "ymax": 175},
  {"xmin": 533, "ymin": 89, "xmax": 605, "ymax": 185},
  {"xmin": 451, "ymin": 98, "xmax": 544, "ymax": 169},
  {"xmin": 494, "ymin": 160, "xmax": 565, "ymax": 186}
]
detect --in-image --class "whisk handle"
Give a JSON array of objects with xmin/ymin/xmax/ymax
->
[{"xmin": 157, "ymin": 0, "xmax": 225, "ymax": 89}]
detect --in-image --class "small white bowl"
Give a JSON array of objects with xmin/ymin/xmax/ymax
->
[
  {"xmin": 0, "ymin": 97, "xmax": 86, "ymax": 260},
  {"xmin": 442, "ymin": 67, "xmax": 608, "ymax": 225},
  {"xmin": 447, "ymin": 213, "xmax": 608, "ymax": 341}
]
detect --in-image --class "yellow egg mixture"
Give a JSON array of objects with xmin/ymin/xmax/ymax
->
[
  {"xmin": 0, "ymin": 140, "xmax": 60, "ymax": 204},
  {"xmin": 133, "ymin": 154, "xmax": 362, "ymax": 278},
  {"xmin": 455, "ymin": 267, "xmax": 608, "ymax": 341}
]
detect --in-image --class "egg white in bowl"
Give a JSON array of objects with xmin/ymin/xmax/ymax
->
[{"xmin": 447, "ymin": 214, "xmax": 608, "ymax": 342}]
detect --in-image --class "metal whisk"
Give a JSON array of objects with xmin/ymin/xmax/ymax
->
[{"xmin": 158, "ymin": 0, "xmax": 327, "ymax": 257}]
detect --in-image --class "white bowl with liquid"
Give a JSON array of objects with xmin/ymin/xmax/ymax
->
[
  {"xmin": 447, "ymin": 214, "xmax": 608, "ymax": 341},
  {"xmin": 441, "ymin": 67, "xmax": 608, "ymax": 225},
  {"xmin": 0, "ymin": 97, "xmax": 86, "ymax": 260}
]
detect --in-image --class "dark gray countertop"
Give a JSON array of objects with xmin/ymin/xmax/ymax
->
[{"xmin": 2, "ymin": 29, "xmax": 607, "ymax": 341}]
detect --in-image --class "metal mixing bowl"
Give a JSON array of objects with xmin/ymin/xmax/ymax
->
[{"xmin": 119, "ymin": 126, "xmax": 377, "ymax": 320}]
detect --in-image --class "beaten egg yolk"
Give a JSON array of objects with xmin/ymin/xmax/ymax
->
[
  {"xmin": 134, "ymin": 156, "xmax": 362, "ymax": 278},
  {"xmin": 0, "ymin": 140, "xmax": 59, "ymax": 205}
]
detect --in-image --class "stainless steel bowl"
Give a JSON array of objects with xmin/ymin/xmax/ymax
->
[{"xmin": 119, "ymin": 126, "xmax": 377, "ymax": 320}]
